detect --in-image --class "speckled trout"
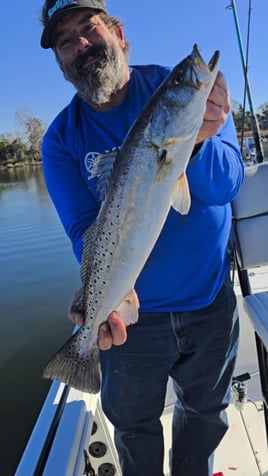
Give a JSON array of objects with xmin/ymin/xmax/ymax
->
[{"xmin": 43, "ymin": 45, "xmax": 219, "ymax": 393}]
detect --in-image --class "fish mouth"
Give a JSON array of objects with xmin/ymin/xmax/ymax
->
[
  {"xmin": 192, "ymin": 44, "xmax": 219, "ymax": 72},
  {"xmin": 208, "ymin": 49, "xmax": 220, "ymax": 72},
  {"xmin": 189, "ymin": 44, "xmax": 219, "ymax": 89}
]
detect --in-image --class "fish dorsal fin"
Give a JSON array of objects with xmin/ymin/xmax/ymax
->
[
  {"xmin": 115, "ymin": 289, "xmax": 140, "ymax": 326},
  {"xmin": 171, "ymin": 173, "xmax": 191, "ymax": 215},
  {"xmin": 88, "ymin": 149, "xmax": 119, "ymax": 201},
  {"xmin": 81, "ymin": 221, "xmax": 98, "ymax": 284}
]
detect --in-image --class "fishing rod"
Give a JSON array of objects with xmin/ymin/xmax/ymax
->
[{"xmin": 226, "ymin": 0, "xmax": 264, "ymax": 163}]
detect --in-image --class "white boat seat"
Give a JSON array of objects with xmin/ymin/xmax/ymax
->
[
  {"xmin": 232, "ymin": 162, "xmax": 268, "ymax": 271},
  {"xmin": 232, "ymin": 162, "xmax": 268, "ymax": 351},
  {"xmin": 231, "ymin": 161, "xmax": 268, "ymax": 442},
  {"xmin": 243, "ymin": 293, "xmax": 268, "ymax": 350}
]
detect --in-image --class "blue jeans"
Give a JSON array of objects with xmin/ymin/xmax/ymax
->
[{"xmin": 100, "ymin": 277, "xmax": 239, "ymax": 476}]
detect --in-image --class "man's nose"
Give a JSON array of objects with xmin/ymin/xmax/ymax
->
[{"xmin": 76, "ymin": 36, "xmax": 91, "ymax": 53}]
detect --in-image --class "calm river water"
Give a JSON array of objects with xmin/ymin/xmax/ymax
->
[
  {"xmin": 1, "ymin": 148, "xmax": 268, "ymax": 475},
  {"xmin": 0, "ymin": 166, "xmax": 80, "ymax": 476}
]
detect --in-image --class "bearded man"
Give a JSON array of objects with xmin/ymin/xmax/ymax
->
[{"xmin": 40, "ymin": 1, "xmax": 244, "ymax": 475}]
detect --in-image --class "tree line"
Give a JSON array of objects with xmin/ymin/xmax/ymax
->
[
  {"xmin": 232, "ymin": 101, "xmax": 268, "ymax": 134},
  {"xmin": 0, "ymin": 110, "xmax": 47, "ymax": 168},
  {"xmin": 1, "ymin": 103, "xmax": 268, "ymax": 168}
]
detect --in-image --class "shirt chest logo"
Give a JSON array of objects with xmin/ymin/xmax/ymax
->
[{"xmin": 84, "ymin": 152, "xmax": 101, "ymax": 175}]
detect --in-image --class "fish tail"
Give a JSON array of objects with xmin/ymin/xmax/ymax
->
[{"xmin": 43, "ymin": 333, "xmax": 100, "ymax": 394}]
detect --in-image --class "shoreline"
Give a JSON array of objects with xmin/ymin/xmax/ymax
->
[{"xmin": 0, "ymin": 161, "xmax": 42, "ymax": 170}]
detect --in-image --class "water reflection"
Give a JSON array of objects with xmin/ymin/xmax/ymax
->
[
  {"xmin": 0, "ymin": 166, "xmax": 47, "ymax": 193},
  {"xmin": 0, "ymin": 166, "xmax": 80, "ymax": 476}
]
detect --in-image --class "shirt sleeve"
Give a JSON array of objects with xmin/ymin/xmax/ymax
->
[
  {"xmin": 187, "ymin": 113, "xmax": 244, "ymax": 205},
  {"xmin": 42, "ymin": 127, "xmax": 99, "ymax": 264}
]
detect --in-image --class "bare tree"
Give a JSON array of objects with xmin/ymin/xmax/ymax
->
[{"xmin": 16, "ymin": 109, "xmax": 47, "ymax": 163}]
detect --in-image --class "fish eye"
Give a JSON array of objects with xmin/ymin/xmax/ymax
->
[{"xmin": 173, "ymin": 74, "xmax": 183, "ymax": 86}]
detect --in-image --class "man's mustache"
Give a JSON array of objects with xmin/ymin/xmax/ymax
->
[{"xmin": 73, "ymin": 44, "xmax": 107, "ymax": 71}]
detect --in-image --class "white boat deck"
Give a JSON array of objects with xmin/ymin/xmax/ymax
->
[
  {"xmin": 161, "ymin": 399, "xmax": 268, "ymax": 476},
  {"xmin": 214, "ymin": 402, "xmax": 268, "ymax": 476}
]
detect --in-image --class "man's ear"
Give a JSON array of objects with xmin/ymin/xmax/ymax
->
[{"xmin": 116, "ymin": 26, "xmax": 126, "ymax": 48}]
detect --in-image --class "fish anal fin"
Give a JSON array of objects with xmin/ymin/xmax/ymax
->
[
  {"xmin": 116, "ymin": 289, "xmax": 140, "ymax": 325},
  {"xmin": 171, "ymin": 173, "xmax": 191, "ymax": 215}
]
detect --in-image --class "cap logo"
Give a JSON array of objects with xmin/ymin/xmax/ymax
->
[{"xmin": 48, "ymin": 0, "xmax": 78, "ymax": 20}]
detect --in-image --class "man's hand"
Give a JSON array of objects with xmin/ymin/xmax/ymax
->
[
  {"xmin": 68, "ymin": 289, "xmax": 127, "ymax": 350},
  {"xmin": 196, "ymin": 71, "xmax": 231, "ymax": 144},
  {"xmin": 98, "ymin": 312, "xmax": 127, "ymax": 349}
]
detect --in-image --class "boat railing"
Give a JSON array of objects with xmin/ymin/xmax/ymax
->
[
  {"xmin": 15, "ymin": 379, "xmax": 121, "ymax": 476},
  {"xmin": 15, "ymin": 381, "xmax": 97, "ymax": 476}
]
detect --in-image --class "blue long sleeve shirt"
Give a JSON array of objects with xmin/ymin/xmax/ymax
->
[{"xmin": 42, "ymin": 65, "xmax": 244, "ymax": 312}]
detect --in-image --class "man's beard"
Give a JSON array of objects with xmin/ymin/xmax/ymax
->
[{"xmin": 61, "ymin": 43, "xmax": 127, "ymax": 105}]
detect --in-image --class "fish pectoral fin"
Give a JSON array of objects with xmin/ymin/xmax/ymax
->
[
  {"xmin": 116, "ymin": 289, "xmax": 140, "ymax": 326},
  {"xmin": 171, "ymin": 173, "xmax": 191, "ymax": 215}
]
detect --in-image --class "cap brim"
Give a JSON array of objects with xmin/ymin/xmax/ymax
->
[{"xmin": 41, "ymin": 6, "xmax": 104, "ymax": 49}]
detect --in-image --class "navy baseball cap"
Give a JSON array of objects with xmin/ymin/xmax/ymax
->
[{"xmin": 41, "ymin": 0, "xmax": 107, "ymax": 49}]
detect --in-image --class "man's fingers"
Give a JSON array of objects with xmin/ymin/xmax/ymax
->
[
  {"xmin": 68, "ymin": 292, "xmax": 128, "ymax": 349},
  {"xmin": 196, "ymin": 72, "xmax": 231, "ymax": 144},
  {"xmin": 98, "ymin": 322, "xmax": 113, "ymax": 350},
  {"xmin": 107, "ymin": 312, "xmax": 127, "ymax": 346},
  {"xmin": 98, "ymin": 312, "xmax": 127, "ymax": 350},
  {"xmin": 204, "ymin": 99, "xmax": 223, "ymax": 121},
  {"xmin": 68, "ymin": 287, "xmax": 85, "ymax": 326},
  {"xmin": 205, "ymin": 72, "xmax": 231, "ymax": 119},
  {"xmin": 214, "ymin": 70, "xmax": 228, "ymax": 92},
  {"xmin": 68, "ymin": 311, "xmax": 84, "ymax": 327}
]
